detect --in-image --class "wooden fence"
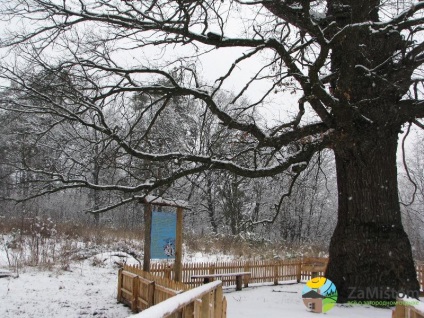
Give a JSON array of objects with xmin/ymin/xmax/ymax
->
[
  {"xmin": 131, "ymin": 281, "xmax": 227, "ymax": 318},
  {"xmin": 146, "ymin": 257, "xmax": 327, "ymax": 287},
  {"xmin": 125, "ymin": 258, "xmax": 424, "ymax": 290},
  {"xmin": 119, "ymin": 258, "xmax": 424, "ymax": 316},
  {"xmin": 392, "ymin": 299, "xmax": 424, "ymax": 318},
  {"xmin": 118, "ymin": 264, "xmax": 192, "ymax": 314}
]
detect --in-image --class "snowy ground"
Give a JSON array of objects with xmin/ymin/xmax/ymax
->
[
  {"xmin": 225, "ymin": 282, "xmax": 391, "ymax": 318},
  {"xmin": 0, "ymin": 255, "xmax": 399, "ymax": 318},
  {"xmin": 0, "ymin": 253, "xmax": 134, "ymax": 318}
]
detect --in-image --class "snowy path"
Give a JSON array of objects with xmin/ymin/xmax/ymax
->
[{"xmin": 226, "ymin": 283, "xmax": 391, "ymax": 318}]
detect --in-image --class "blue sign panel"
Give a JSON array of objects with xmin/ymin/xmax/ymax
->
[{"xmin": 151, "ymin": 211, "xmax": 176, "ymax": 259}]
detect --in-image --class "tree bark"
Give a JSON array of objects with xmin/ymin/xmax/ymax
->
[{"xmin": 326, "ymin": 128, "xmax": 420, "ymax": 302}]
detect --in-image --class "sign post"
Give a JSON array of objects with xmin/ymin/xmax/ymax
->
[
  {"xmin": 140, "ymin": 196, "xmax": 188, "ymax": 282},
  {"xmin": 143, "ymin": 203, "xmax": 152, "ymax": 272},
  {"xmin": 175, "ymin": 206, "xmax": 183, "ymax": 282}
]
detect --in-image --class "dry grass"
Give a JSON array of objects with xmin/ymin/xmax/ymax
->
[
  {"xmin": 0, "ymin": 217, "xmax": 329, "ymax": 273},
  {"xmin": 0, "ymin": 217, "xmax": 145, "ymax": 271},
  {"xmin": 183, "ymin": 231, "xmax": 329, "ymax": 260}
]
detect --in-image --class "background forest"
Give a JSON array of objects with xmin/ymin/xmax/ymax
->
[{"xmin": 1, "ymin": 96, "xmax": 423, "ymax": 259}]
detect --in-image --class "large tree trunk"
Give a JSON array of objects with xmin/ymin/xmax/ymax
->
[{"xmin": 326, "ymin": 129, "xmax": 420, "ymax": 302}]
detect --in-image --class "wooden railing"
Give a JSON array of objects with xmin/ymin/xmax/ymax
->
[
  {"xmin": 146, "ymin": 258, "xmax": 424, "ymax": 290},
  {"xmin": 392, "ymin": 298, "xmax": 424, "ymax": 318},
  {"xmin": 118, "ymin": 265, "xmax": 191, "ymax": 313},
  {"xmin": 130, "ymin": 280, "xmax": 226, "ymax": 318},
  {"xmin": 145, "ymin": 258, "xmax": 323, "ymax": 287},
  {"xmin": 119, "ymin": 258, "xmax": 424, "ymax": 317}
]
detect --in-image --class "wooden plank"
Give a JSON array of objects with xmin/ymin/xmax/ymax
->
[
  {"xmin": 165, "ymin": 267, "xmax": 172, "ymax": 280},
  {"xmin": 183, "ymin": 302, "xmax": 194, "ymax": 318},
  {"xmin": 123, "ymin": 271, "xmax": 138, "ymax": 279},
  {"xmin": 222, "ymin": 297, "xmax": 227, "ymax": 318},
  {"xmin": 273, "ymin": 262, "xmax": 278, "ymax": 285},
  {"xmin": 138, "ymin": 276, "xmax": 154, "ymax": 285},
  {"xmin": 132, "ymin": 275, "xmax": 139, "ymax": 312},
  {"xmin": 121, "ymin": 288, "xmax": 133, "ymax": 296},
  {"xmin": 191, "ymin": 272, "xmax": 251, "ymax": 278},
  {"xmin": 214, "ymin": 285, "xmax": 223, "ymax": 318},
  {"xmin": 117, "ymin": 268, "xmax": 123, "ymax": 302},
  {"xmin": 155, "ymin": 284, "xmax": 179, "ymax": 296},
  {"xmin": 135, "ymin": 281, "xmax": 222, "ymax": 318},
  {"xmin": 235, "ymin": 275, "xmax": 242, "ymax": 291},
  {"xmin": 296, "ymin": 262, "xmax": 302, "ymax": 283},
  {"xmin": 147, "ymin": 281, "xmax": 155, "ymax": 308},
  {"xmin": 194, "ymin": 300, "xmax": 201, "ymax": 318},
  {"xmin": 124, "ymin": 258, "xmax": 424, "ymax": 296},
  {"xmin": 201, "ymin": 292, "xmax": 211, "ymax": 318}
]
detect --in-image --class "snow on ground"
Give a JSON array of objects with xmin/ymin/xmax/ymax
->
[
  {"xmin": 0, "ymin": 251, "xmax": 411, "ymax": 318},
  {"xmin": 225, "ymin": 282, "xmax": 391, "ymax": 318},
  {"xmin": 0, "ymin": 253, "xmax": 134, "ymax": 318},
  {"xmin": 184, "ymin": 252, "xmax": 234, "ymax": 263},
  {"xmin": 1, "ymin": 261, "xmax": 397, "ymax": 318}
]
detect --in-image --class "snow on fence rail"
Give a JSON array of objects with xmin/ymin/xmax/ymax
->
[
  {"xmin": 117, "ymin": 266, "xmax": 191, "ymax": 313},
  {"xmin": 130, "ymin": 280, "xmax": 226, "ymax": 318}
]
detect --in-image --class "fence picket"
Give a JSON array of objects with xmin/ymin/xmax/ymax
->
[
  {"xmin": 134, "ymin": 258, "xmax": 329, "ymax": 287},
  {"xmin": 121, "ymin": 258, "xmax": 424, "ymax": 314}
]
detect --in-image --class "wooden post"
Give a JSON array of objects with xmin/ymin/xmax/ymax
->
[
  {"xmin": 143, "ymin": 204, "xmax": 152, "ymax": 272},
  {"xmin": 296, "ymin": 262, "xmax": 302, "ymax": 283},
  {"xmin": 244, "ymin": 273, "xmax": 250, "ymax": 288},
  {"xmin": 184, "ymin": 302, "xmax": 195, "ymax": 318},
  {"xmin": 209, "ymin": 264, "xmax": 216, "ymax": 275},
  {"xmin": 209, "ymin": 264, "xmax": 215, "ymax": 283},
  {"xmin": 244, "ymin": 263, "xmax": 250, "ymax": 288},
  {"xmin": 201, "ymin": 292, "xmax": 211, "ymax": 318},
  {"xmin": 175, "ymin": 206, "xmax": 183, "ymax": 282},
  {"xmin": 274, "ymin": 261, "xmax": 279, "ymax": 285},
  {"xmin": 235, "ymin": 275, "xmax": 242, "ymax": 291},
  {"xmin": 165, "ymin": 267, "xmax": 172, "ymax": 280},
  {"xmin": 393, "ymin": 300, "xmax": 406, "ymax": 318},
  {"xmin": 194, "ymin": 300, "xmax": 201, "ymax": 318},
  {"xmin": 215, "ymin": 284, "xmax": 223, "ymax": 318},
  {"xmin": 147, "ymin": 281, "xmax": 155, "ymax": 308},
  {"xmin": 132, "ymin": 276, "xmax": 140, "ymax": 312},
  {"xmin": 117, "ymin": 268, "xmax": 123, "ymax": 302}
]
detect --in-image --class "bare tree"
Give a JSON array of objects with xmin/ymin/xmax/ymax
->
[{"xmin": 1, "ymin": 0, "xmax": 424, "ymax": 301}]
